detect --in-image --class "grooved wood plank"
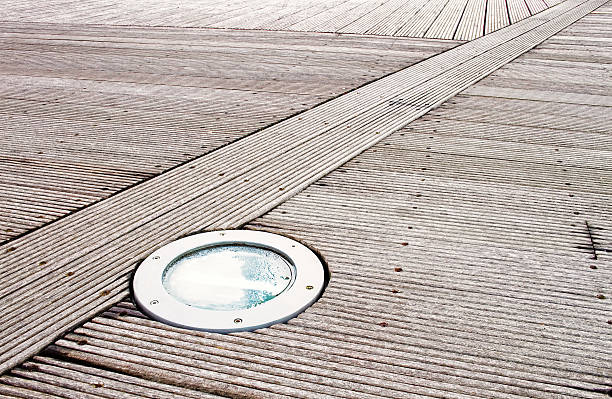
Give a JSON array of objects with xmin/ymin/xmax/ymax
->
[
  {"xmin": 261, "ymin": 1, "xmax": 349, "ymax": 30},
  {"xmin": 288, "ymin": 0, "xmax": 378, "ymax": 32},
  {"xmin": 395, "ymin": 0, "xmax": 451, "ymax": 37},
  {"xmin": 0, "ymin": 0, "xmax": 568, "ymax": 40},
  {"xmin": 365, "ymin": 0, "xmax": 428, "ymax": 35},
  {"xmin": 2, "ymin": 357, "xmax": 226, "ymax": 398},
  {"xmin": 0, "ymin": 0, "xmax": 606, "ymax": 387},
  {"xmin": 525, "ymin": 0, "xmax": 550, "ymax": 13},
  {"xmin": 507, "ymin": 0, "xmax": 533, "ymax": 22},
  {"xmin": 0, "ymin": 25, "xmax": 456, "ymax": 243},
  {"xmin": 454, "ymin": 0, "xmax": 488, "ymax": 40},
  {"xmin": 486, "ymin": 0, "xmax": 512, "ymax": 34},
  {"xmin": 425, "ymin": 0, "xmax": 470, "ymax": 39},
  {"xmin": 338, "ymin": 0, "xmax": 409, "ymax": 34}
]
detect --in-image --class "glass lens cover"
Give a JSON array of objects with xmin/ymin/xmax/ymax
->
[{"xmin": 162, "ymin": 245, "xmax": 293, "ymax": 311}]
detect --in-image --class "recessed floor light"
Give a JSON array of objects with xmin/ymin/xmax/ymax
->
[{"xmin": 132, "ymin": 230, "xmax": 325, "ymax": 333}]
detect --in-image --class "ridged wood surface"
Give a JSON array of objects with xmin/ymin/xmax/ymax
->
[
  {"xmin": 1, "ymin": 3, "xmax": 609, "ymax": 397},
  {"xmin": 0, "ymin": 1, "xmax": 609, "ymax": 397},
  {"xmin": 0, "ymin": 24, "xmax": 457, "ymax": 243},
  {"xmin": 1, "ymin": 0, "xmax": 566, "ymax": 40}
]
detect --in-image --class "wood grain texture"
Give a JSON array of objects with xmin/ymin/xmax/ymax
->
[
  {"xmin": 0, "ymin": 0, "xmax": 567, "ymax": 40},
  {"xmin": 2, "ymin": 3, "xmax": 609, "ymax": 397},
  {"xmin": 0, "ymin": 1, "xmax": 609, "ymax": 398},
  {"xmin": 0, "ymin": 24, "xmax": 457, "ymax": 243}
]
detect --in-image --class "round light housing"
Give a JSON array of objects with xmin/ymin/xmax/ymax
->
[{"xmin": 132, "ymin": 230, "xmax": 325, "ymax": 332}]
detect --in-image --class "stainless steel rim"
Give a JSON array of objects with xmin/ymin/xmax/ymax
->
[{"xmin": 133, "ymin": 230, "xmax": 325, "ymax": 333}]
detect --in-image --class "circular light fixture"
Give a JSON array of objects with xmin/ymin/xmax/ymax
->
[{"xmin": 132, "ymin": 230, "xmax": 326, "ymax": 333}]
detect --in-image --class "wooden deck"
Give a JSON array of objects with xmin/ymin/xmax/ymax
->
[
  {"xmin": 0, "ymin": 0, "xmax": 611, "ymax": 398},
  {"xmin": 4, "ymin": 0, "xmax": 565, "ymax": 40},
  {"xmin": 0, "ymin": 25, "xmax": 457, "ymax": 243}
]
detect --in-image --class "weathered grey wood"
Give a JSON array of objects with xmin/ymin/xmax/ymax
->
[
  {"xmin": 0, "ymin": 0, "xmax": 568, "ymax": 39},
  {"xmin": 395, "ymin": 0, "xmax": 451, "ymax": 37},
  {"xmin": 1, "ymin": 0, "xmax": 611, "ymax": 398},
  {"xmin": 454, "ymin": 0, "xmax": 487, "ymax": 40},
  {"xmin": 2, "ymin": 357, "xmax": 226, "ymax": 398},
  {"xmin": 508, "ymin": 0, "xmax": 532, "ymax": 23},
  {"xmin": 525, "ymin": 0, "xmax": 550, "ymax": 14},
  {"xmin": 0, "ymin": 24, "xmax": 456, "ymax": 242},
  {"xmin": 0, "ymin": 2, "xmax": 607, "ymax": 392},
  {"xmin": 338, "ymin": 0, "xmax": 411, "ymax": 34},
  {"xmin": 365, "ymin": 0, "xmax": 427, "ymax": 35}
]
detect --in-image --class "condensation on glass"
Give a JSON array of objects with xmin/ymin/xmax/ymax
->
[
  {"xmin": 132, "ymin": 230, "xmax": 326, "ymax": 332},
  {"xmin": 162, "ymin": 245, "xmax": 294, "ymax": 311}
]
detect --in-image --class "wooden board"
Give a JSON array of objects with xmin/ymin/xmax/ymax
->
[
  {"xmin": 1, "ymin": 2, "xmax": 609, "ymax": 397},
  {"xmin": 0, "ymin": 0, "xmax": 607, "ymax": 389},
  {"xmin": 0, "ymin": 0, "xmax": 568, "ymax": 40},
  {"xmin": 0, "ymin": 24, "xmax": 457, "ymax": 243}
]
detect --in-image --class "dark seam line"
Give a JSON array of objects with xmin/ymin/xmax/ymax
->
[
  {"xmin": 483, "ymin": 0, "xmax": 490, "ymax": 37},
  {"xmin": 585, "ymin": 220, "xmax": 598, "ymax": 260},
  {"xmin": 0, "ymin": 40, "xmax": 463, "ymax": 247},
  {"xmin": 452, "ymin": 0, "xmax": 470, "ymax": 40},
  {"xmin": 524, "ymin": 0, "xmax": 534, "ymax": 15},
  {"xmin": 506, "ymin": 0, "xmax": 513, "ymax": 24},
  {"xmin": 0, "ymin": 0, "xmax": 595, "ymax": 249}
]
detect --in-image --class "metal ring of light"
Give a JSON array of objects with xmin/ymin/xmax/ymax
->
[{"xmin": 132, "ymin": 230, "xmax": 325, "ymax": 333}]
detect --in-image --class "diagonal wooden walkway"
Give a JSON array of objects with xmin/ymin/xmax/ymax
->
[
  {"xmin": 0, "ymin": 0, "xmax": 611, "ymax": 398},
  {"xmin": 0, "ymin": 1, "xmax": 609, "ymax": 397},
  {"xmin": 0, "ymin": 24, "xmax": 456, "ymax": 243}
]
